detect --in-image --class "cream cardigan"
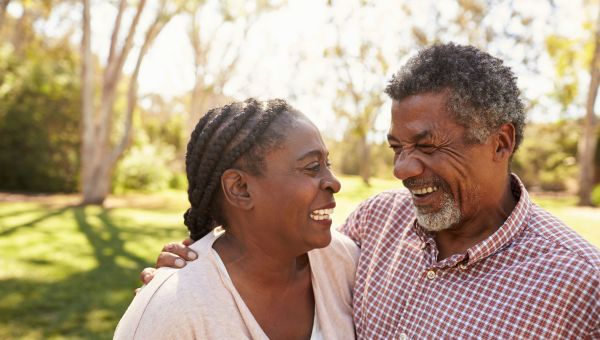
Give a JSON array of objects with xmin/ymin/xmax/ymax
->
[{"xmin": 114, "ymin": 228, "xmax": 359, "ymax": 339}]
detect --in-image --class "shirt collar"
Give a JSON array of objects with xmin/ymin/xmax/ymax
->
[
  {"xmin": 464, "ymin": 173, "xmax": 530, "ymax": 265},
  {"xmin": 413, "ymin": 173, "xmax": 532, "ymax": 267}
]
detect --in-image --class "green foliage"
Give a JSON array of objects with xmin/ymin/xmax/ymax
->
[
  {"xmin": 112, "ymin": 143, "xmax": 176, "ymax": 193},
  {"xmin": 0, "ymin": 43, "xmax": 81, "ymax": 193},
  {"xmin": 545, "ymin": 35, "xmax": 582, "ymax": 110},
  {"xmin": 328, "ymin": 137, "xmax": 394, "ymax": 179},
  {"xmin": 513, "ymin": 120, "xmax": 580, "ymax": 192},
  {"xmin": 143, "ymin": 111, "xmax": 186, "ymax": 155},
  {"xmin": 169, "ymin": 172, "xmax": 187, "ymax": 190},
  {"xmin": 592, "ymin": 184, "xmax": 600, "ymax": 206}
]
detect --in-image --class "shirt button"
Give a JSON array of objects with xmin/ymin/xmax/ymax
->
[
  {"xmin": 459, "ymin": 263, "xmax": 467, "ymax": 270},
  {"xmin": 399, "ymin": 333, "xmax": 408, "ymax": 340},
  {"xmin": 426, "ymin": 270, "xmax": 436, "ymax": 280}
]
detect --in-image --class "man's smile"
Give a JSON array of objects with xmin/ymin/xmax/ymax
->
[{"xmin": 409, "ymin": 186, "xmax": 439, "ymax": 197}]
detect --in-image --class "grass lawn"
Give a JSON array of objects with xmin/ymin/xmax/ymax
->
[{"xmin": 1, "ymin": 175, "xmax": 599, "ymax": 339}]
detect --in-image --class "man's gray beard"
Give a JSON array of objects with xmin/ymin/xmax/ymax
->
[{"xmin": 415, "ymin": 191, "xmax": 461, "ymax": 232}]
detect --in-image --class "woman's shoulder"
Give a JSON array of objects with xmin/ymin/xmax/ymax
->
[
  {"xmin": 328, "ymin": 229, "xmax": 360, "ymax": 261},
  {"xmin": 114, "ymin": 266, "xmax": 197, "ymax": 339},
  {"xmin": 309, "ymin": 230, "xmax": 360, "ymax": 275},
  {"xmin": 114, "ymin": 231, "xmax": 227, "ymax": 339}
]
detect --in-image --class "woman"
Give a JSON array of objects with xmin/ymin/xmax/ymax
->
[{"xmin": 114, "ymin": 99, "xmax": 358, "ymax": 339}]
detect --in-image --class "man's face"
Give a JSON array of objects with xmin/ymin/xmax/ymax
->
[{"xmin": 387, "ymin": 91, "xmax": 498, "ymax": 232}]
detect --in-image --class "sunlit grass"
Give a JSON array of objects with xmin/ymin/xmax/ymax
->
[{"xmin": 0, "ymin": 176, "xmax": 598, "ymax": 338}]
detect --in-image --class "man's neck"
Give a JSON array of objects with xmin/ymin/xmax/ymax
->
[{"xmin": 433, "ymin": 177, "xmax": 517, "ymax": 260}]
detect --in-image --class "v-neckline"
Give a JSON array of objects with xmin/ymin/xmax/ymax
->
[{"xmin": 208, "ymin": 229, "xmax": 318, "ymax": 339}]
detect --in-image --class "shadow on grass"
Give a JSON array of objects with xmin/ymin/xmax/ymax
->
[
  {"xmin": 0, "ymin": 207, "xmax": 71, "ymax": 237},
  {"xmin": 0, "ymin": 206, "xmax": 181, "ymax": 339}
]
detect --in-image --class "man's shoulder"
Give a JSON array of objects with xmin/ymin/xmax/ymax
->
[
  {"xmin": 358, "ymin": 188, "xmax": 413, "ymax": 214},
  {"xmin": 524, "ymin": 204, "xmax": 600, "ymax": 272}
]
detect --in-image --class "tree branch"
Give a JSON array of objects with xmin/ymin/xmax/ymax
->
[
  {"xmin": 110, "ymin": 0, "xmax": 182, "ymax": 165},
  {"xmin": 0, "ymin": 0, "xmax": 11, "ymax": 32},
  {"xmin": 107, "ymin": 0, "xmax": 127, "ymax": 69}
]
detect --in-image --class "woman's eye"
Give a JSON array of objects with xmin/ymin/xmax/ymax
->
[{"xmin": 306, "ymin": 163, "xmax": 321, "ymax": 172}]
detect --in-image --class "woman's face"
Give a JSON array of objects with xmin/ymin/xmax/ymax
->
[{"xmin": 248, "ymin": 118, "xmax": 341, "ymax": 255}]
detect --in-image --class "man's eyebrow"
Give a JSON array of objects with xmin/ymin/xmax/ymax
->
[
  {"xmin": 296, "ymin": 149, "xmax": 324, "ymax": 161},
  {"xmin": 413, "ymin": 130, "xmax": 432, "ymax": 141},
  {"xmin": 387, "ymin": 130, "xmax": 432, "ymax": 143}
]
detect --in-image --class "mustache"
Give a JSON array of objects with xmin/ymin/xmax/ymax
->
[{"xmin": 402, "ymin": 176, "xmax": 446, "ymax": 190}]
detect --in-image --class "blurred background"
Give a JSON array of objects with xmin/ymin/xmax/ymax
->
[{"xmin": 1, "ymin": 0, "xmax": 599, "ymax": 338}]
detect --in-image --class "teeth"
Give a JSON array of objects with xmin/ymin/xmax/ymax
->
[
  {"xmin": 310, "ymin": 208, "xmax": 334, "ymax": 221},
  {"xmin": 411, "ymin": 186, "xmax": 438, "ymax": 195}
]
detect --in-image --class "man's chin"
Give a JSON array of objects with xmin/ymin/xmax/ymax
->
[
  {"xmin": 416, "ymin": 214, "xmax": 454, "ymax": 232},
  {"xmin": 415, "ymin": 206, "xmax": 461, "ymax": 232}
]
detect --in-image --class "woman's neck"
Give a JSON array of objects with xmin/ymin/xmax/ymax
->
[
  {"xmin": 212, "ymin": 230, "xmax": 315, "ymax": 340},
  {"xmin": 212, "ymin": 231, "xmax": 310, "ymax": 287}
]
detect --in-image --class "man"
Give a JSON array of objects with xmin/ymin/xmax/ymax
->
[{"xmin": 144, "ymin": 43, "xmax": 600, "ymax": 338}]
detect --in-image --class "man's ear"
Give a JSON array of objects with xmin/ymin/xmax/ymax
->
[
  {"xmin": 221, "ymin": 169, "xmax": 253, "ymax": 210},
  {"xmin": 493, "ymin": 123, "xmax": 516, "ymax": 162}
]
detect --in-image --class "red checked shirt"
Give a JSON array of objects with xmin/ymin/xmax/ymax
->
[{"xmin": 340, "ymin": 174, "xmax": 600, "ymax": 339}]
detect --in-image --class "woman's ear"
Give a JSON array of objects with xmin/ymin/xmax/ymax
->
[
  {"xmin": 493, "ymin": 123, "xmax": 516, "ymax": 162},
  {"xmin": 221, "ymin": 169, "xmax": 253, "ymax": 210}
]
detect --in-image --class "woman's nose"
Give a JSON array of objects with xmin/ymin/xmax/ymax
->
[{"xmin": 321, "ymin": 169, "xmax": 342, "ymax": 193}]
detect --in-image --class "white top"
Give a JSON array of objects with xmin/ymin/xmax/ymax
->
[{"xmin": 114, "ymin": 228, "xmax": 359, "ymax": 339}]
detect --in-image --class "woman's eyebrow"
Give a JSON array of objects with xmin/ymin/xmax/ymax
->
[{"xmin": 296, "ymin": 149, "xmax": 323, "ymax": 161}]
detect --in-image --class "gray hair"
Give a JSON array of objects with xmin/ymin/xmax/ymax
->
[{"xmin": 385, "ymin": 43, "xmax": 526, "ymax": 152}]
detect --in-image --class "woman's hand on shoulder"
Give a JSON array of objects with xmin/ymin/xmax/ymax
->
[{"xmin": 137, "ymin": 238, "xmax": 198, "ymax": 288}]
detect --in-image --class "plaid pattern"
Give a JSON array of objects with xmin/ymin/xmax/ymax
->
[{"xmin": 340, "ymin": 174, "xmax": 600, "ymax": 339}]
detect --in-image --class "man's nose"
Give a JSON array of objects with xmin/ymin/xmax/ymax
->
[{"xmin": 393, "ymin": 153, "xmax": 424, "ymax": 180}]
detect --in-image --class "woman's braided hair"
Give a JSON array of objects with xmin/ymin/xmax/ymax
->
[{"xmin": 184, "ymin": 98, "xmax": 300, "ymax": 240}]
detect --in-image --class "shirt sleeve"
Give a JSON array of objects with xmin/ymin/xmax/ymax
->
[
  {"xmin": 338, "ymin": 198, "xmax": 372, "ymax": 249},
  {"xmin": 586, "ymin": 325, "xmax": 599, "ymax": 340},
  {"xmin": 113, "ymin": 269, "xmax": 199, "ymax": 340}
]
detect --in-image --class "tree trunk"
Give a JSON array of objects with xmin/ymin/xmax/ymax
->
[
  {"xmin": 358, "ymin": 134, "xmax": 371, "ymax": 186},
  {"xmin": 0, "ymin": 0, "xmax": 10, "ymax": 32},
  {"xmin": 80, "ymin": 0, "xmax": 178, "ymax": 205},
  {"xmin": 577, "ymin": 7, "xmax": 600, "ymax": 206},
  {"xmin": 80, "ymin": 0, "xmax": 99, "ymax": 204}
]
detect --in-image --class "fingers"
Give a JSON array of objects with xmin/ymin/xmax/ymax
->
[
  {"xmin": 140, "ymin": 267, "xmax": 156, "ymax": 285},
  {"xmin": 155, "ymin": 251, "xmax": 187, "ymax": 269},
  {"xmin": 136, "ymin": 239, "xmax": 198, "ymax": 294},
  {"xmin": 161, "ymin": 241, "xmax": 198, "ymax": 262}
]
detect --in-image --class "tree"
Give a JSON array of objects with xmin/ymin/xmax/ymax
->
[
  {"xmin": 80, "ymin": 0, "xmax": 183, "ymax": 205},
  {"xmin": 320, "ymin": 0, "xmax": 543, "ymax": 185},
  {"xmin": 0, "ymin": 0, "xmax": 11, "ymax": 32},
  {"xmin": 325, "ymin": 41, "xmax": 388, "ymax": 186},
  {"xmin": 578, "ymin": 5, "xmax": 600, "ymax": 206},
  {"xmin": 185, "ymin": 0, "xmax": 277, "ymax": 137},
  {"xmin": 546, "ymin": 3, "xmax": 600, "ymax": 205},
  {"xmin": 0, "ymin": 32, "xmax": 81, "ymax": 193}
]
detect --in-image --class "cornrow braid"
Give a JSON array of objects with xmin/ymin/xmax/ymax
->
[
  {"xmin": 186, "ymin": 102, "xmax": 258, "ymax": 229},
  {"xmin": 184, "ymin": 98, "xmax": 296, "ymax": 241},
  {"xmin": 186, "ymin": 104, "xmax": 234, "ymax": 190}
]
